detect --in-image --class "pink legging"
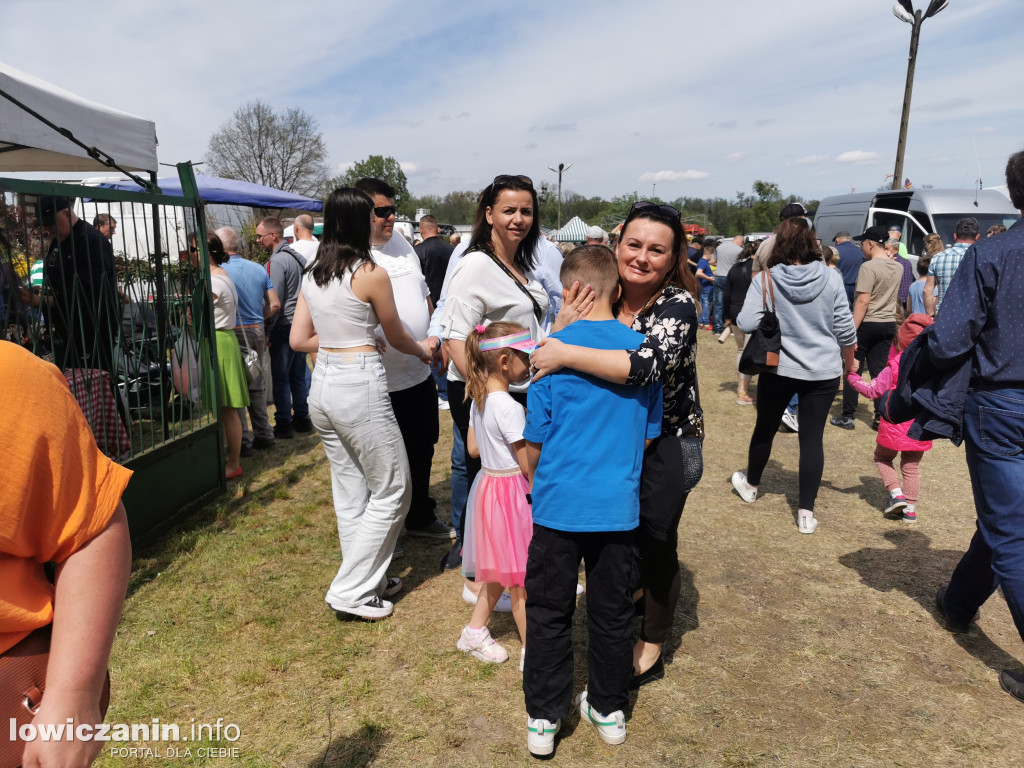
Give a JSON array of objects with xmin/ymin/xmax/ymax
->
[{"xmin": 873, "ymin": 446, "xmax": 923, "ymax": 505}]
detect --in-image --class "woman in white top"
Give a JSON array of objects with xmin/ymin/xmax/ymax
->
[
  {"xmin": 440, "ymin": 174, "xmax": 549, "ymax": 569},
  {"xmin": 203, "ymin": 232, "xmax": 248, "ymax": 480},
  {"xmin": 291, "ymin": 188, "xmax": 430, "ymax": 621}
]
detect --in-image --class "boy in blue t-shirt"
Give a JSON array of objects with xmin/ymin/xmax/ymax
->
[{"xmin": 522, "ymin": 245, "xmax": 662, "ymax": 757}]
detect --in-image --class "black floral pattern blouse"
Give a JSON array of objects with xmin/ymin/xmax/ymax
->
[{"xmin": 625, "ymin": 285, "xmax": 702, "ymax": 439}]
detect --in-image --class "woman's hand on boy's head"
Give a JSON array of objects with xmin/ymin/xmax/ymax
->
[
  {"xmin": 552, "ymin": 281, "xmax": 594, "ymax": 332},
  {"xmin": 529, "ymin": 337, "xmax": 567, "ymax": 382}
]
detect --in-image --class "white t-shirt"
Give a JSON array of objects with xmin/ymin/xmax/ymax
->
[
  {"xmin": 469, "ymin": 392, "xmax": 526, "ymax": 472},
  {"xmin": 373, "ymin": 235, "xmax": 431, "ymax": 392},
  {"xmin": 440, "ymin": 251, "xmax": 549, "ymax": 393},
  {"xmin": 290, "ymin": 238, "xmax": 319, "ymax": 262}
]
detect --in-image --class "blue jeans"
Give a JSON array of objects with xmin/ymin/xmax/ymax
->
[
  {"xmin": 712, "ymin": 275, "xmax": 728, "ymax": 334},
  {"xmin": 269, "ymin": 323, "xmax": 309, "ymax": 425},
  {"xmin": 432, "ymin": 360, "xmax": 448, "ymax": 401},
  {"xmin": 449, "ymin": 415, "xmax": 468, "ymax": 539},
  {"xmin": 699, "ymin": 284, "xmax": 713, "ymax": 325},
  {"xmin": 309, "ymin": 351, "xmax": 410, "ymax": 609},
  {"xmin": 942, "ymin": 388, "xmax": 1024, "ymax": 641}
]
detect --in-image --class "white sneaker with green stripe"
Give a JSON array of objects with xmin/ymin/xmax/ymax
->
[
  {"xmin": 526, "ymin": 717, "xmax": 560, "ymax": 756},
  {"xmin": 575, "ymin": 691, "xmax": 626, "ymax": 745}
]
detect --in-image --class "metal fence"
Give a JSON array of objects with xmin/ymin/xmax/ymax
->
[{"xmin": 0, "ymin": 166, "xmax": 225, "ymax": 541}]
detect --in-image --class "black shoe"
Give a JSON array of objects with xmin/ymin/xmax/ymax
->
[
  {"xmin": 240, "ymin": 444, "xmax": 256, "ymax": 458},
  {"xmin": 631, "ymin": 657, "xmax": 665, "ymax": 690},
  {"xmin": 999, "ymin": 669, "xmax": 1024, "ymax": 703},
  {"xmin": 293, "ymin": 417, "xmax": 314, "ymax": 433},
  {"xmin": 253, "ymin": 436, "xmax": 276, "ymax": 450},
  {"xmin": 406, "ymin": 518, "xmax": 456, "ymax": 540},
  {"xmin": 935, "ymin": 586, "xmax": 971, "ymax": 634},
  {"xmin": 830, "ymin": 415, "xmax": 855, "ymax": 430},
  {"xmin": 870, "ymin": 415, "xmax": 880, "ymax": 432},
  {"xmin": 274, "ymin": 422, "xmax": 295, "ymax": 439},
  {"xmin": 440, "ymin": 540, "xmax": 463, "ymax": 572}
]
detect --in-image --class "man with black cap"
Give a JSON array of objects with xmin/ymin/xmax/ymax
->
[
  {"xmin": 924, "ymin": 217, "xmax": 980, "ymax": 317},
  {"xmin": 27, "ymin": 196, "xmax": 119, "ymax": 372},
  {"xmin": 831, "ymin": 225, "xmax": 902, "ymax": 431},
  {"xmin": 833, "ymin": 231, "xmax": 863, "ymax": 309}
]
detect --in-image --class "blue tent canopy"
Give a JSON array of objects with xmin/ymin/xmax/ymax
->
[{"xmin": 95, "ymin": 172, "xmax": 323, "ymax": 211}]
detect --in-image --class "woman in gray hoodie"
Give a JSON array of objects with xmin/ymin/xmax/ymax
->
[{"xmin": 731, "ymin": 217, "xmax": 856, "ymax": 534}]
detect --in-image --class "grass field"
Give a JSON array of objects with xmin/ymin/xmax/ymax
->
[{"xmin": 95, "ymin": 331, "xmax": 1022, "ymax": 768}]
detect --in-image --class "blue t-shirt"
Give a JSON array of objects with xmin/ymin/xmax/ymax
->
[
  {"xmin": 525, "ymin": 320, "xmax": 663, "ymax": 532},
  {"xmin": 836, "ymin": 242, "xmax": 863, "ymax": 287},
  {"xmin": 696, "ymin": 258, "xmax": 713, "ymax": 288},
  {"xmin": 223, "ymin": 255, "xmax": 274, "ymax": 325}
]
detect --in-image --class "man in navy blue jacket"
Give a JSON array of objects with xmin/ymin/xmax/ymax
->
[
  {"xmin": 933, "ymin": 149, "xmax": 1024, "ymax": 704},
  {"xmin": 833, "ymin": 231, "xmax": 862, "ymax": 309}
]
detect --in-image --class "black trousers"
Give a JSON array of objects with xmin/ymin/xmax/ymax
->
[
  {"xmin": 638, "ymin": 435, "xmax": 703, "ymax": 643},
  {"xmin": 524, "ymin": 525, "xmax": 637, "ymax": 721},
  {"xmin": 447, "ymin": 379, "xmax": 526, "ymax": 540},
  {"xmin": 842, "ymin": 320, "xmax": 897, "ymax": 418},
  {"xmin": 746, "ymin": 372, "xmax": 840, "ymax": 511},
  {"xmin": 389, "ymin": 375, "xmax": 439, "ymax": 530}
]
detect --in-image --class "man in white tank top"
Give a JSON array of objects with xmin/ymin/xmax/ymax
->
[{"xmin": 356, "ymin": 178, "xmax": 454, "ymax": 541}]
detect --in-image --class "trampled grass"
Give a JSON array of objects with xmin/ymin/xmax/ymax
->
[{"xmin": 95, "ymin": 333, "xmax": 1022, "ymax": 767}]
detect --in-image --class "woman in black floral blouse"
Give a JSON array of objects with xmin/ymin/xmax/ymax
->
[{"xmin": 530, "ymin": 201, "xmax": 702, "ymax": 684}]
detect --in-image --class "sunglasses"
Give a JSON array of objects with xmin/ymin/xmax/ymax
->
[
  {"xmin": 492, "ymin": 174, "xmax": 534, "ymax": 189},
  {"xmin": 629, "ymin": 201, "xmax": 681, "ymax": 219},
  {"xmin": 373, "ymin": 205, "xmax": 397, "ymax": 219}
]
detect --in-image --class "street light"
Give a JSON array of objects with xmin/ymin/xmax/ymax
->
[
  {"xmin": 547, "ymin": 162, "xmax": 572, "ymax": 229},
  {"xmin": 890, "ymin": 0, "xmax": 950, "ymax": 190}
]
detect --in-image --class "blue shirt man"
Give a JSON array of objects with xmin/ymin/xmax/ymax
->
[
  {"xmin": 833, "ymin": 232, "xmax": 863, "ymax": 308},
  {"xmin": 931, "ymin": 154, "xmax": 1024, "ymax": 704}
]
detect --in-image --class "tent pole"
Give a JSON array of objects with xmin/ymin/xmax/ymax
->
[{"xmin": 150, "ymin": 170, "xmax": 169, "ymax": 438}]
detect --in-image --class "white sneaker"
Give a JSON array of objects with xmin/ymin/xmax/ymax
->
[
  {"xmin": 575, "ymin": 691, "xmax": 626, "ymax": 745},
  {"xmin": 527, "ymin": 717, "xmax": 560, "ymax": 756},
  {"xmin": 334, "ymin": 596, "xmax": 393, "ymax": 620},
  {"xmin": 438, "ymin": 396, "xmax": 450, "ymax": 411},
  {"xmin": 457, "ymin": 625, "xmax": 509, "ymax": 663},
  {"xmin": 731, "ymin": 471, "xmax": 758, "ymax": 503},
  {"xmin": 576, "ymin": 582, "xmax": 585, "ymax": 596},
  {"xmin": 798, "ymin": 512, "xmax": 818, "ymax": 535},
  {"xmin": 461, "ymin": 584, "xmax": 513, "ymax": 612},
  {"xmin": 781, "ymin": 409, "xmax": 799, "ymax": 432}
]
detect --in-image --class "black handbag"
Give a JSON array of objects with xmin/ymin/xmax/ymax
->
[{"xmin": 738, "ymin": 268, "xmax": 782, "ymax": 375}]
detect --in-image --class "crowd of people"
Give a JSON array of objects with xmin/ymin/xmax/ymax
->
[{"xmin": 3, "ymin": 150, "xmax": 1024, "ymax": 765}]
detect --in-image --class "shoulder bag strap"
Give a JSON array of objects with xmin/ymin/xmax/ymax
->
[
  {"xmin": 482, "ymin": 250, "xmax": 544, "ymax": 322},
  {"xmin": 762, "ymin": 268, "xmax": 776, "ymax": 312}
]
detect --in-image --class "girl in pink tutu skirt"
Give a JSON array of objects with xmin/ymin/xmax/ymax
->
[{"xmin": 457, "ymin": 321, "xmax": 535, "ymax": 665}]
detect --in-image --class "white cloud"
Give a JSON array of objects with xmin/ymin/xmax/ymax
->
[
  {"xmin": 639, "ymin": 170, "xmax": 710, "ymax": 182},
  {"xmin": 336, "ymin": 161, "xmax": 355, "ymax": 173},
  {"xmin": 836, "ymin": 150, "xmax": 882, "ymax": 164},
  {"xmin": 795, "ymin": 154, "xmax": 830, "ymax": 165},
  {"xmin": 399, "ymin": 161, "xmax": 424, "ymax": 174},
  {"xmin": 725, "ymin": 152, "xmax": 746, "ymax": 163}
]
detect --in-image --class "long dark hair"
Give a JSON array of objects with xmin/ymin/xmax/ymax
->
[
  {"xmin": 618, "ymin": 203, "xmax": 699, "ymax": 299},
  {"xmin": 767, "ymin": 217, "xmax": 822, "ymax": 268},
  {"xmin": 468, "ymin": 175, "xmax": 540, "ymax": 271},
  {"xmin": 310, "ymin": 187, "xmax": 374, "ymax": 287},
  {"xmin": 207, "ymin": 232, "xmax": 229, "ymax": 265}
]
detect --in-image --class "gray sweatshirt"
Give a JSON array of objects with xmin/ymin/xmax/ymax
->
[{"xmin": 737, "ymin": 261, "xmax": 856, "ymax": 380}]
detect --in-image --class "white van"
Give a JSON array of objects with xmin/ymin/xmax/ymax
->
[{"xmin": 813, "ymin": 189, "xmax": 1018, "ymax": 257}]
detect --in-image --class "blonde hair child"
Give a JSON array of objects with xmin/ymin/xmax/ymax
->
[{"xmin": 457, "ymin": 321, "xmax": 536, "ymax": 666}]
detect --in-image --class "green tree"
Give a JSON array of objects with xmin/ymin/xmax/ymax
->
[{"xmin": 330, "ymin": 155, "xmax": 410, "ymax": 209}]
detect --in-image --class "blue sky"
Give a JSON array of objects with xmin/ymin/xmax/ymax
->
[{"xmin": 2, "ymin": 0, "xmax": 1021, "ymax": 202}]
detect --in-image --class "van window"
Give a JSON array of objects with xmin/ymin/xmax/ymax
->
[
  {"xmin": 813, "ymin": 214, "xmax": 864, "ymax": 245},
  {"xmin": 931, "ymin": 214, "xmax": 1020, "ymax": 246}
]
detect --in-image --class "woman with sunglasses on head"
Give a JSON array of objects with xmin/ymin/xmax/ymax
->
[
  {"xmin": 440, "ymin": 175, "xmax": 549, "ymax": 591},
  {"xmin": 290, "ymin": 187, "xmax": 431, "ymax": 621},
  {"xmin": 530, "ymin": 201, "xmax": 703, "ymax": 685}
]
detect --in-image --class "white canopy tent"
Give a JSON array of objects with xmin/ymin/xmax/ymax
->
[
  {"xmin": 552, "ymin": 215, "xmax": 590, "ymax": 243},
  {"xmin": 0, "ymin": 61, "xmax": 158, "ymax": 174}
]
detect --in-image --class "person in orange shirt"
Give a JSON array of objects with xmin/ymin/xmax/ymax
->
[{"xmin": 0, "ymin": 341, "xmax": 132, "ymax": 768}]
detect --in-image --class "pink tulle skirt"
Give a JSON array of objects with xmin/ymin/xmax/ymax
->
[{"xmin": 462, "ymin": 469, "xmax": 533, "ymax": 587}]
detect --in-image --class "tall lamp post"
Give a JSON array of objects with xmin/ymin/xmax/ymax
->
[
  {"xmin": 547, "ymin": 162, "xmax": 572, "ymax": 229},
  {"xmin": 891, "ymin": 0, "xmax": 949, "ymax": 190}
]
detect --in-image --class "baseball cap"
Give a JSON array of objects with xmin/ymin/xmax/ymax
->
[
  {"xmin": 779, "ymin": 202, "xmax": 810, "ymax": 221},
  {"xmin": 585, "ymin": 225, "xmax": 606, "ymax": 239},
  {"xmin": 888, "ymin": 225, "xmax": 902, "ymax": 233},
  {"xmin": 832, "ymin": 231, "xmax": 851, "ymax": 242},
  {"xmin": 36, "ymin": 195, "xmax": 72, "ymax": 225},
  {"xmin": 856, "ymin": 225, "xmax": 888, "ymax": 246}
]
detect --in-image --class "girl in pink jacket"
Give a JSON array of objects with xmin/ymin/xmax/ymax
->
[{"xmin": 846, "ymin": 314, "xmax": 934, "ymax": 521}]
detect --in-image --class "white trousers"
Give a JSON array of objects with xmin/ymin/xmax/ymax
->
[{"xmin": 309, "ymin": 351, "xmax": 411, "ymax": 609}]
